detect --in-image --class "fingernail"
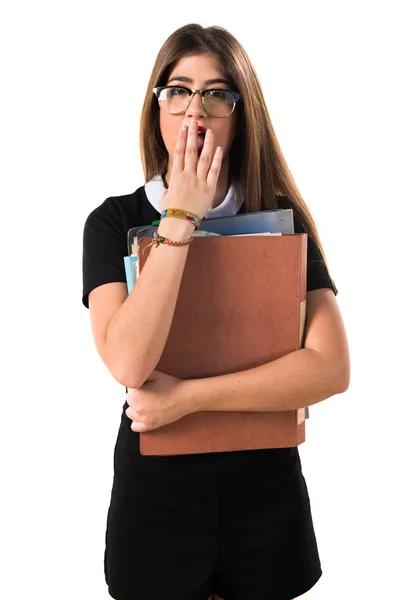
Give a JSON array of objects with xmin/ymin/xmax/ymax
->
[
  {"xmin": 181, "ymin": 124, "xmax": 187, "ymax": 132},
  {"xmin": 190, "ymin": 120, "xmax": 197, "ymax": 128}
]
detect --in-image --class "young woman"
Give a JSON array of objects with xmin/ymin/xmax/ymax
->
[{"xmin": 82, "ymin": 23, "xmax": 350, "ymax": 600}]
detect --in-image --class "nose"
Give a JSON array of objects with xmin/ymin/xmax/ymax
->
[{"xmin": 186, "ymin": 91, "xmax": 207, "ymax": 120}]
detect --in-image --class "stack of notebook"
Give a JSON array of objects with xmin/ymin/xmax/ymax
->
[{"xmin": 123, "ymin": 208, "xmax": 309, "ymax": 456}]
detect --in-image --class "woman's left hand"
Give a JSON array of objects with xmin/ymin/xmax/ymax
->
[{"xmin": 125, "ymin": 370, "xmax": 194, "ymax": 432}]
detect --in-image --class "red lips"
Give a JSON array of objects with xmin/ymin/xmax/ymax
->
[{"xmin": 197, "ymin": 126, "xmax": 207, "ymax": 134}]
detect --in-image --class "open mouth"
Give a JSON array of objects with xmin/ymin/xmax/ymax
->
[{"xmin": 197, "ymin": 131, "xmax": 205, "ymax": 152}]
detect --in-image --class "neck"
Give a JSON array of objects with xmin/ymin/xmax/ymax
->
[{"xmin": 163, "ymin": 157, "xmax": 231, "ymax": 208}]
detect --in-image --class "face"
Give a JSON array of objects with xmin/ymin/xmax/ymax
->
[{"xmin": 158, "ymin": 53, "xmax": 238, "ymax": 180}]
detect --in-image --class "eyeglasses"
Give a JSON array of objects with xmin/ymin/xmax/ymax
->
[{"xmin": 153, "ymin": 86, "xmax": 241, "ymax": 118}]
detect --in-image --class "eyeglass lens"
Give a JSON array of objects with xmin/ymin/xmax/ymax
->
[{"xmin": 158, "ymin": 87, "xmax": 235, "ymax": 117}]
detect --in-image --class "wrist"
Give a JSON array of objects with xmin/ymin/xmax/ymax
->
[
  {"xmin": 157, "ymin": 217, "xmax": 196, "ymax": 241},
  {"xmin": 180, "ymin": 378, "xmax": 208, "ymax": 413},
  {"xmin": 161, "ymin": 208, "xmax": 202, "ymax": 229}
]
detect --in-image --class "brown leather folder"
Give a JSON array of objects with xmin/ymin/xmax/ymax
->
[{"xmin": 138, "ymin": 234, "xmax": 308, "ymax": 456}]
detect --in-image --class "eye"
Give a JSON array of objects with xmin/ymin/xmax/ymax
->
[
  {"xmin": 206, "ymin": 90, "xmax": 228, "ymax": 100},
  {"xmin": 169, "ymin": 87, "xmax": 188, "ymax": 96}
]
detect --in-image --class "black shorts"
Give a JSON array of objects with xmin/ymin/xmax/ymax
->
[{"xmin": 104, "ymin": 402, "xmax": 322, "ymax": 600}]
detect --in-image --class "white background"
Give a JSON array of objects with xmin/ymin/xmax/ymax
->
[{"xmin": 1, "ymin": 1, "xmax": 399, "ymax": 599}]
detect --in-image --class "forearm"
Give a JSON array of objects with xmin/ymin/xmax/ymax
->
[
  {"xmin": 106, "ymin": 218, "xmax": 194, "ymax": 388},
  {"xmin": 187, "ymin": 347, "xmax": 348, "ymax": 413}
]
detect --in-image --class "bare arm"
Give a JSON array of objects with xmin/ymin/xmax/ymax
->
[
  {"xmin": 89, "ymin": 218, "xmax": 193, "ymax": 388},
  {"xmin": 88, "ymin": 123, "xmax": 223, "ymax": 388},
  {"xmin": 122, "ymin": 288, "xmax": 350, "ymax": 434}
]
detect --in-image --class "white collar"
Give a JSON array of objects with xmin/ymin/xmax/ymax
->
[{"xmin": 144, "ymin": 174, "xmax": 244, "ymax": 219}]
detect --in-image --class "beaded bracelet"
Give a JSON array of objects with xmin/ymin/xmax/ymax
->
[{"xmin": 160, "ymin": 208, "xmax": 202, "ymax": 229}]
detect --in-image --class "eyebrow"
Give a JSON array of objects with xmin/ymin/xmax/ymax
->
[{"xmin": 166, "ymin": 75, "xmax": 232, "ymax": 87}]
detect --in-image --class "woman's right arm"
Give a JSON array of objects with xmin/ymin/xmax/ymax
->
[
  {"xmin": 88, "ymin": 218, "xmax": 194, "ymax": 389},
  {"xmin": 87, "ymin": 123, "xmax": 222, "ymax": 389}
]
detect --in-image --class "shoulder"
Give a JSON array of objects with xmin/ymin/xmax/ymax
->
[
  {"xmin": 82, "ymin": 186, "xmax": 158, "ymax": 309},
  {"xmin": 82, "ymin": 184, "xmax": 161, "ymax": 276},
  {"xmin": 84, "ymin": 186, "xmax": 156, "ymax": 233}
]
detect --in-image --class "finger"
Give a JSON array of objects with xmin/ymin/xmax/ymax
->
[
  {"xmin": 184, "ymin": 120, "xmax": 200, "ymax": 172},
  {"xmin": 197, "ymin": 128, "xmax": 214, "ymax": 180},
  {"xmin": 130, "ymin": 421, "xmax": 148, "ymax": 432},
  {"xmin": 125, "ymin": 405, "xmax": 135, "ymax": 419},
  {"xmin": 126, "ymin": 406, "xmax": 143, "ymax": 425},
  {"xmin": 126, "ymin": 389, "xmax": 136, "ymax": 404},
  {"xmin": 206, "ymin": 146, "xmax": 223, "ymax": 189},
  {"xmin": 170, "ymin": 125, "xmax": 188, "ymax": 175}
]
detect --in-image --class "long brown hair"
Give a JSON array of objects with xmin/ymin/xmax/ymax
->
[{"xmin": 139, "ymin": 23, "xmax": 337, "ymax": 293}]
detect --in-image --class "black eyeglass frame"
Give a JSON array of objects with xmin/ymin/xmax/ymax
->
[{"xmin": 152, "ymin": 85, "xmax": 241, "ymax": 117}]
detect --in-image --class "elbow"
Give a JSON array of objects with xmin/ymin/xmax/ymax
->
[
  {"xmin": 312, "ymin": 349, "xmax": 350, "ymax": 398},
  {"xmin": 109, "ymin": 362, "xmax": 150, "ymax": 390},
  {"xmin": 337, "ymin": 365, "xmax": 351, "ymax": 394},
  {"xmin": 102, "ymin": 343, "xmax": 154, "ymax": 389},
  {"xmin": 332, "ymin": 357, "xmax": 351, "ymax": 395}
]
